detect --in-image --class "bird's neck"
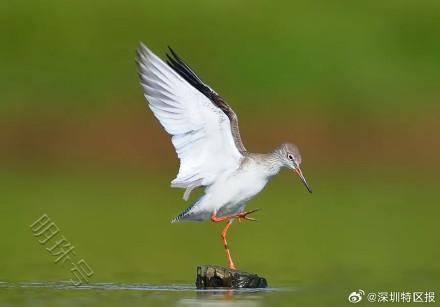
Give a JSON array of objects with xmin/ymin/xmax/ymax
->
[
  {"xmin": 268, "ymin": 152, "xmax": 284, "ymax": 176},
  {"xmin": 250, "ymin": 152, "xmax": 283, "ymax": 178}
]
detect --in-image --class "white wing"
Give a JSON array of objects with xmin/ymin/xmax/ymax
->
[{"xmin": 136, "ymin": 43, "xmax": 244, "ymax": 199}]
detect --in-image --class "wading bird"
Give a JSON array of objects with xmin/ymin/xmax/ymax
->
[{"xmin": 136, "ymin": 43, "xmax": 312, "ymax": 269}]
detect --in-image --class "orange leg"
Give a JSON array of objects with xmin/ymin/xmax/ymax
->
[
  {"xmin": 210, "ymin": 209, "xmax": 260, "ymax": 269},
  {"xmin": 221, "ymin": 221, "xmax": 236, "ymax": 270}
]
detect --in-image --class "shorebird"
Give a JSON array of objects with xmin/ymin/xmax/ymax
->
[{"xmin": 136, "ymin": 43, "xmax": 312, "ymax": 269}]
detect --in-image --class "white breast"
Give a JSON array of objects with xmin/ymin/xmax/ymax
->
[{"xmin": 202, "ymin": 159, "xmax": 271, "ymax": 214}]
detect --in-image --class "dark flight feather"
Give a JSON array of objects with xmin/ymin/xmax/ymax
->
[{"xmin": 166, "ymin": 47, "xmax": 247, "ymax": 153}]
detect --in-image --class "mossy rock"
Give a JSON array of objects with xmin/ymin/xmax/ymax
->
[{"xmin": 196, "ymin": 265, "xmax": 268, "ymax": 289}]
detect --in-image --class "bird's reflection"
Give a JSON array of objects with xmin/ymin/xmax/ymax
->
[{"xmin": 177, "ymin": 289, "xmax": 264, "ymax": 306}]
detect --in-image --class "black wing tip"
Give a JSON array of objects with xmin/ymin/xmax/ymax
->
[
  {"xmin": 164, "ymin": 47, "xmax": 212, "ymax": 95},
  {"xmin": 165, "ymin": 46, "xmax": 174, "ymax": 60},
  {"xmin": 167, "ymin": 46, "xmax": 182, "ymax": 64},
  {"xmin": 135, "ymin": 43, "xmax": 218, "ymax": 105},
  {"xmin": 165, "ymin": 47, "xmax": 183, "ymax": 72}
]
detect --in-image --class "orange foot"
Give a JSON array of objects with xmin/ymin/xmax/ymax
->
[
  {"xmin": 236, "ymin": 208, "xmax": 261, "ymax": 222},
  {"xmin": 211, "ymin": 208, "xmax": 261, "ymax": 223}
]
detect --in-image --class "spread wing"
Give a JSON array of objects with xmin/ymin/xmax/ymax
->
[{"xmin": 136, "ymin": 43, "xmax": 246, "ymax": 200}]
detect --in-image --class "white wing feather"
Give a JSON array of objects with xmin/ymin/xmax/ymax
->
[{"xmin": 136, "ymin": 43, "xmax": 243, "ymax": 196}]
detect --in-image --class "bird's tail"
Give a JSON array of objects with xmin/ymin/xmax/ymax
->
[{"xmin": 170, "ymin": 200, "xmax": 199, "ymax": 223}]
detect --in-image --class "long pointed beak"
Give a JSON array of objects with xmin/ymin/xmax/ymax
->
[{"xmin": 295, "ymin": 167, "xmax": 312, "ymax": 193}]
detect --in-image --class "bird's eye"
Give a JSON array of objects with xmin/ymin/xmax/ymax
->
[{"xmin": 287, "ymin": 154, "xmax": 294, "ymax": 161}]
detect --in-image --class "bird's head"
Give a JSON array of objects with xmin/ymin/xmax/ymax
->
[{"xmin": 276, "ymin": 143, "xmax": 312, "ymax": 193}]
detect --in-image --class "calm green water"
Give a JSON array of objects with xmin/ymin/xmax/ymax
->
[
  {"xmin": 1, "ymin": 166, "xmax": 439, "ymax": 306},
  {"xmin": 0, "ymin": 282, "xmax": 300, "ymax": 306}
]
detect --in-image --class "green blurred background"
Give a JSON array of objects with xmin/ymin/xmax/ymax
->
[{"xmin": 1, "ymin": 0, "xmax": 439, "ymax": 305}]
